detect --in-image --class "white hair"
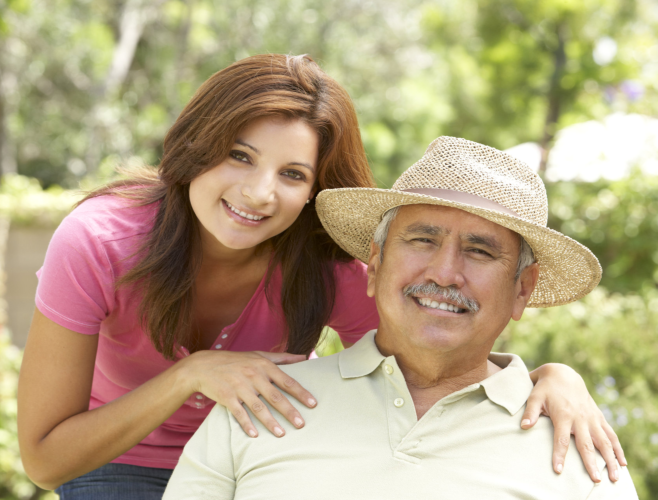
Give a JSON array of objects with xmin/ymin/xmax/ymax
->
[{"xmin": 372, "ymin": 206, "xmax": 535, "ymax": 281}]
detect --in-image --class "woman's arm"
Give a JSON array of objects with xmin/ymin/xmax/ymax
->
[
  {"xmin": 521, "ymin": 363, "xmax": 626, "ymax": 484},
  {"xmin": 18, "ymin": 310, "xmax": 315, "ymax": 490}
]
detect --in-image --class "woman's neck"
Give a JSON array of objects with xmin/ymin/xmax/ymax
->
[{"xmin": 199, "ymin": 225, "xmax": 270, "ymax": 269}]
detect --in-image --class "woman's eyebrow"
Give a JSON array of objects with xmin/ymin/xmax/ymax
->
[{"xmin": 235, "ymin": 139, "xmax": 260, "ymax": 154}]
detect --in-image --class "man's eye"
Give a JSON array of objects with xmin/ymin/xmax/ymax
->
[
  {"xmin": 412, "ymin": 238, "xmax": 433, "ymax": 244},
  {"xmin": 230, "ymin": 151, "xmax": 250, "ymax": 162},
  {"xmin": 470, "ymin": 248, "xmax": 492, "ymax": 257},
  {"xmin": 282, "ymin": 170, "xmax": 304, "ymax": 180}
]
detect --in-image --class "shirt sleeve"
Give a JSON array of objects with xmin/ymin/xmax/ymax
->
[
  {"xmin": 164, "ymin": 405, "xmax": 236, "ymax": 499},
  {"xmin": 35, "ymin": 214, "xmax": 116, "ymax": 334},
  {"xmin": 585, "ymin": 465, "xmax": 638, "ymax": 500},
  {"xmin": 327, "ymin": 260, "xmax": 380, "ymax": 344}
]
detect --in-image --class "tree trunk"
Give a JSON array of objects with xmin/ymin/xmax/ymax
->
[
  {"xmin": 85, "ymin": 0, "xmax": 165, "ymax": 174},
  {"xmin": 539, "ymin": 23, "xmax": 566, "ymax": 174}
]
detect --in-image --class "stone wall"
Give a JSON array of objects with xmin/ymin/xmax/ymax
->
[{"xmin": 6, "ymin": 227, "xmax": 55, "ymax": 347}]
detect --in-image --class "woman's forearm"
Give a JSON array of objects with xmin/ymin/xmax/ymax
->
[{"xmin": 21, "ymin": 351, "xmax": 197, "ymax": 490}]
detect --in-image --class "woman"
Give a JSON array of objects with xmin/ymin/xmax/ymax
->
[{"xmin": 17, "ymin": 54, "xmax": 623, "ymax": 499}]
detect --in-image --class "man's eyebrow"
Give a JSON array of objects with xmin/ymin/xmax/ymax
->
[
  {"xmin": 402, "ymin": 223, "xmax": 445, "ymax": 236},
  {"xmin": 235, "ymin": 139, "xmax": 260, "ymax": 155},
  {"xmin": 463, "ymin": 233, "xmax": 502, "ymax": 252}
]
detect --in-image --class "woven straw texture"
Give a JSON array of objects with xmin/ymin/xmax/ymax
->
[{"xmin": 317, "ymin": 136, "xmax": 601, "ymax": 308}]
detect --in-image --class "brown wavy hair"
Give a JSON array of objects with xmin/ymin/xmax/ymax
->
[{"xmin": 80, "ymin": 54, "xmax": 375, "ymax": 359}]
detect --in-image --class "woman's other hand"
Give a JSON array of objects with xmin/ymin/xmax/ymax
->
[
  {"xmin": 523, "ymin": 363, "xmax": 626, "ymax": 483},
  {"xmin": 181, "ymin": 350, "xmax": 315, "ymax": 438}
]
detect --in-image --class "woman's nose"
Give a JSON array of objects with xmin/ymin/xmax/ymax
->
[{"xmin": 242, "ymin": 170, "xmax": 276, "ymax": 205}]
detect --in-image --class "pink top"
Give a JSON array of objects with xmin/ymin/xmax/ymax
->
[{"xmin": 35, "ymin": 195, "xmax": 379, "ymax": 469}]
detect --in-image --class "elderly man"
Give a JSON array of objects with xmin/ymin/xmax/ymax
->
[{"xmin": 164, "ymin": 137, "xmax": 637, "ymax": 499}]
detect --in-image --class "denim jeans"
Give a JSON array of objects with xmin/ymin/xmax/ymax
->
[{"xmin": 55, "ymin": 463, "xmax": 173, "ymax": 500}]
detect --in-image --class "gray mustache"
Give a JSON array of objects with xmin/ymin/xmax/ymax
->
[{"xmin": 403, "ymin": 283, "xmax": 480, "ymax": 313}]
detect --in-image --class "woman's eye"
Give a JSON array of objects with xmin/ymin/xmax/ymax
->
[
  {"xmin": 282, "ymin": 170, "xmax": 304, "ymax": 181},
  {"xmin": 230, "ymin": 151, "xmax": 250, "ymax": 162}
]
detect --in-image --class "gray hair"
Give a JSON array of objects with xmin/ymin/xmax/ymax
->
[{"xmin": 373, "ymin": 206, "xmax": 536, "ymax": 281}]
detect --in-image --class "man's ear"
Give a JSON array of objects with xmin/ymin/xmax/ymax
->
[
  {"xmin": 511, "ymin": 263, "xmax": 539, "ymax": 321},
  {"xmin": 366, "ymin": 241, "xmax": 381, "ymax": 298}
]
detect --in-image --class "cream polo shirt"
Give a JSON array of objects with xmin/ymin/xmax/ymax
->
[{"xmin": 164, "ymin": 331, "xmax": 637, "ymax": 500}]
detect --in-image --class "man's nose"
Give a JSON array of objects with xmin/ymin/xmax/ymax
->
[
  {"xmin": 242, "ymin": 169, "xmax": 276, "ymax": 205},
  {"xmin": 423, "ymin": 242, "xmax": 466, "ymax": 289}
]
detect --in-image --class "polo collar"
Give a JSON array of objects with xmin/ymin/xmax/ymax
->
[
  {"xmin": 338, "ymin": 330, "xmax": 534, "ymax": 415},
  {"xmin": 478, "ymin": 353, "xmax": 534, "ymax": 415},
  {"xmin": 339, "ymin": 330, "xmax": 386, "ymax": 378}
]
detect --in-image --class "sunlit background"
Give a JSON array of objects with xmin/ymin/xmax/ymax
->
[{"xmin": 1, "ymin": 0, "xmax": 657, "ymax": 498}]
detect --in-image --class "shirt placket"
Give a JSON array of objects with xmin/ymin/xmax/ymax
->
[{"xmin": 380, "ymin": 355, "xmax": 420, "ymax": 463}]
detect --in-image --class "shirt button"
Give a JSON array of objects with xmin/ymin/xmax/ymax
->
[
  {"xmin": 394, "ymin": 398, "xmax": 405, "ymax": 408},
  {"xmin": 195, "ymin": 395, "xmax": 203, "ymax": 400},
  {"xmin": 215, "ymin": 344, "xmax": 222, "ymax": 349},
  {"xmin": 221, "ymin": 334, "xmax": 228, "ymax": 339},
  {"xmin": 195, "ymin": 402, "xmax": 202, "ymax": 407},
  {"xmin": 384, "ymin": 364, "xmax": 394, "ymax": 375}
]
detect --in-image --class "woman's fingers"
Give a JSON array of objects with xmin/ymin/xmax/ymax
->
[
  {"xmin": 268, "ymin": 366, "xmax": 317, "ymax": 409},
  {"xmin": 573, "ymin": 421, "xmax": 603, "ymax": 482},
  {"xmin": 551, "ymin": 420, "xmax": 573, "ymax": 475},
  {"xmin": 520, "ymin": 394, "xmax": 544, "ymax": 429},
  {"xmin": 602, "ymin": 418, "xmax": 626, "ymax": 466},
  {"xmin": 255, "ymin": 351, "xmax": 307, "ymax": 365},
  {"xmin": 226, "ymin": 400, "xmax": 260, "ymax": 438},
  {"xmin": 591, "ymin": 424, "xmax": 619, "ymax": 482}
]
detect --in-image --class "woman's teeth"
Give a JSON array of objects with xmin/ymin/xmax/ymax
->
[
  {"xmin": 225, "ymin": 201, "xmax": 265, "ymax": 221},
  {"xmin": 417, "ymin": 297, "xmax": 466, "ymax": 313}
]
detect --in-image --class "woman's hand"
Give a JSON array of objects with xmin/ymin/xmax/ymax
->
[
  {"xmin": 182, "ymin": 350, "xmax": 316, "ymax": 438},
  {"xmin": 523, "ymin": 363, "xmax": 626, "ymax": 483}
]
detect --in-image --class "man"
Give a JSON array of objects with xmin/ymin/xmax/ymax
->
[{"xmin": 164, "ymin": 137, "xmax": 637, "ymax": 499}]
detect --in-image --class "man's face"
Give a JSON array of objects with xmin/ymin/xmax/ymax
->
[{"xmin": 367, "ymin": 205, "xmax": 538, "ymax": 357}]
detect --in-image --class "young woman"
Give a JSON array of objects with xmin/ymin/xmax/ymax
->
[{"xmin": 17, "ymin": 54, "xmax": 624, "ymax": 499}]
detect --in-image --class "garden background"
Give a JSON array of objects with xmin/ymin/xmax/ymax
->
[{"xmin": 1, "ymin": 0, "xmax": 657, "ymax": 498}]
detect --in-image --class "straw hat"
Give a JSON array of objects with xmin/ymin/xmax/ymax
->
[{"xmin": 316, "ymin": 136, "xmax": 601, "ymax": 307}]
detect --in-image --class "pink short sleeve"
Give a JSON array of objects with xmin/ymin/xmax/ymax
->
[
  {"xmin": 327, "ymin": 260, "xmax": 379, "ymax": 344},
  {"xmin": 35, "ymin": 214, "xmax": 116, "ymax": 334}
]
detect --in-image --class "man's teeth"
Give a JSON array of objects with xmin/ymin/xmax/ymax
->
[
  {"xmin": 225, "ymin": 201, "xmax": 265, "ymax": 220},
  {"xmin": 417, "ymin": 297, "xmax": 466, "ymax": 313}
]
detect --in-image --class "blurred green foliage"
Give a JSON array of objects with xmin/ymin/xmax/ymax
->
[{"xmin": 547, "ymin": 171, "xmax": 658, "ymax": 293}]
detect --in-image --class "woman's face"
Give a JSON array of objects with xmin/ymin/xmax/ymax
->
[{"xmin": 189, "ymin": 116, "xmax": 319, "ymax": 253}]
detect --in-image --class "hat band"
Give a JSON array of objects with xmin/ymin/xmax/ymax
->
[{"xmin": 401, "ymin": 188, "xmax": 521, "ymax": 218}]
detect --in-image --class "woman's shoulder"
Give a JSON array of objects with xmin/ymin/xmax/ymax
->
[
  {"xmin": 66, "ymin": 195, "xmax": 159, "ymax": 244},
  {"xmin": 332, "ymin": 258, "xmax": 368, "ymax": 285}
]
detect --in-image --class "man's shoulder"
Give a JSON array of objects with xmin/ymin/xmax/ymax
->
[{"xmin": 279, "ymin": 353, "xmax": 342, "ymax": 389}]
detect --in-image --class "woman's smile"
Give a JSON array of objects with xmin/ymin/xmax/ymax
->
[{"xmin": 222, "ymin": 199, "xmax": 270, "ymax": 225}]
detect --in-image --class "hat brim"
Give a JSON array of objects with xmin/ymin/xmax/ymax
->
[{"xmin": 316, "ymin": 188, "xmax": 601, "ymax": 308}]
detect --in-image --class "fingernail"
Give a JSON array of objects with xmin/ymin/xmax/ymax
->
[
  {"xmin": 308, "ymin": 398, "xmax": 317, "ymax": 407},
  {"xmin": 556, "ymin": 463, "xmax": 563, "ymax": 473},
  {"xmin": 274, "ymin": 426, "xmax": 284, "ymax": 437},
  {"xmin": 613, "ymin": 469, "xmax": 619, "ymax": 481},
  {"xmin": 521, "ymin": 419, "xmax": 531, "ymax": 427},
  {"xmin": 248, "ymin": 429, "xmax": 257, "ymax": 438},
  {"xmin": 294, "ymin": 417, "xmax": 304, "ymax": 428},
  {"xmin": 594, "ymin": 470, "xmax": 601, "ymax": 481}
]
